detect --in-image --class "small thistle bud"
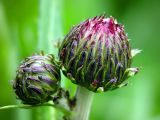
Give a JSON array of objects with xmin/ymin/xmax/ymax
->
[
  {"xmin": 59, "ymin": 16, "xmax": 139, "ymax": 92},
  {"xmin": 13, "ymin": 53, "xmax": 61, "ymax": 105}
]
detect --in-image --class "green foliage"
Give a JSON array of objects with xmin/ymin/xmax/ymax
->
[{"xmin": 0, "ymin": 0, "xmax": 160, "ymax": 120}]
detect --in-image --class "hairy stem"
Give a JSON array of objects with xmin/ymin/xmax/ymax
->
[{"xmin": 70, "ymin": 86, "xmax": 94, "ymax": 120}]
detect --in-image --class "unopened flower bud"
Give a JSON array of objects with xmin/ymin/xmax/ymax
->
[
  {"xmin": 13, "ymin": 53, "xmax": 61, "ymax": 105},
  {"xmin": 59, "ymin": 16, "xmax": 139, "ymax": 92}
]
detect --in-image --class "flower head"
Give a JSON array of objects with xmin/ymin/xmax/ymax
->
[
  {"xmin": 13, "ymin": 53, "xmax": 61, "ymax": 104},
  {"xmin": 59, "ymin": 16, "xmax": 139, "ymax": 92}
]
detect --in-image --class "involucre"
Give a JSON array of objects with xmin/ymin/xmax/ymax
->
[
  {"xmin": 13, "ymin": 53, "xmax": 61, "ymax": 105},
  {"xmin": 59, "ymin": 16, "xmax": 139, "ymax": 92}
]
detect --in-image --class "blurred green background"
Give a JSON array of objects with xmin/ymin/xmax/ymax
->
[{"xmin": 0, "ymin": 0, "xmax": 160, "ymax": 120}]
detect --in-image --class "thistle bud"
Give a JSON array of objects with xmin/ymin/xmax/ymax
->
[
  {"xmin": 13, "ymin": 53, "xmax": 61, "ymax": 105},
  {"xmin": 59, "ymin": 16, "xmax": 139, "ymax": 92}
]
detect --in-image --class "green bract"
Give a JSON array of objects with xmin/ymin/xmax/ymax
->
[
  {"xmin": 13, "ymin": 53, "xmax": 61, "ymax": 105},
  {"xmin": 59, "ymin": 16, "xmax": 139, "ymax": 92}
]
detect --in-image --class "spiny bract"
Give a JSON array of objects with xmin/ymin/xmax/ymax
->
[
  {"xmin": 13, "ymin": 53, "xmax": 61, "ymax": 105},
  {"xmin": 59, "ymin": 16, "xmax": 139, "ymax": 92}
]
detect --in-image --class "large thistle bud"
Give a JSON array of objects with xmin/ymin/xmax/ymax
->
[
  {"xmin": 13, "ymin": 53, "xmax": 61, "ymax": 105},
  {"xmin": 59, "ymin": 16, "xmax": 140, "ymax": 92}
]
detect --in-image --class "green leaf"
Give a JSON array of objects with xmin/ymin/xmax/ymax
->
[
  {"xmin": 131, "ymin": 49, "xmax": 142, "ymax": 58},
  {"xmin": 0, "ymin": 103, "xmax": 71, "ymax": 115}
]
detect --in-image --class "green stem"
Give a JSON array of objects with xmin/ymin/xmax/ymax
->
[
  {"xmin": 70, "ymin": 86, "xmax": 94, "ymax": 120},
  {"xmin": 38, "ymin": 0, "xmax": 63, "ymax": 55},
  {"xmin": 32, "ymin": 104, "xmax": 54, "ymax": 120},
  {"xmin": 0, "ymin": 103, "xmax": 71, "ymax": 115},
  {"xmin": 36, "ymin": 0, "xmax": 63, "ymax": 119}
]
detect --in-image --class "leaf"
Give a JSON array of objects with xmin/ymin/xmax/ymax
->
[
  {"xmin": 0, "ymin": 103, "xmax": 71, "ymax": 115},
  {"xmin": 131, "ymin": 49, "xmax": 142, "ymax": 58}
]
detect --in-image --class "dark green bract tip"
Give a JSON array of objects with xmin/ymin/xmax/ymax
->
[
  {"xmin": 59, "ymin": 16, "xmax": 139, "ymax": 92},
  {"xmin": 13, "ymin": 53, "xmax": 61, "ymax": 105}
]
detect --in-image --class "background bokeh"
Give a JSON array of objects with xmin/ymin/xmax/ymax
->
[{"xmin": 0, "ymin": 0, "xmax": 160, "ymax": 120}]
